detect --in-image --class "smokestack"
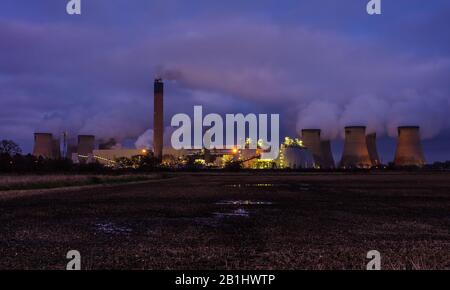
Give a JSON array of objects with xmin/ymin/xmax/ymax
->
[
  {"xmin": 33, "ymin": 133, "xmax": 54, "ymax": 159},
  {"xmin": 77, "ymin": 135, "xmax": 95, "ymax": 156},
  {"xmin": 301, "ymin": 129, "xmax": 323, "ymax": 168},
  {"xmin": 394, "ymin": 126, "xmax": 426, "ymax": 167},
  {"xmin": 320, "ymin": 140, "xmax": 335, "ymax": 169},
  {"xmin": 154, "ymin": 78, "xmax": 164, "ymax": 160},
  {"xmin": 366, "ymin": 133, "xmax": 381, "ymax": 166},
  {"xmin": 340, "ymin": 126, "xmax": 372, "ymax": 169}
]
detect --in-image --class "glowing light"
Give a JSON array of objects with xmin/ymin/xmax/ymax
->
[{"xmin": 232, "ymin": 148, "xmax": 238, "ymax": 154}]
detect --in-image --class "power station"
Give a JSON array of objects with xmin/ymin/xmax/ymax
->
[{"xmin": 31, "ymin": 78, "xmax": 428, "ymax": 169}]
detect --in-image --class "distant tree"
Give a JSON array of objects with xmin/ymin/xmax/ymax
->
[
  {"xmin": 115, "ymin": 157, "xmax": 134, "ymax": 169},
  {"xmin": 0, "ymin": 140, "xmax": 22, "ymax": 156}
]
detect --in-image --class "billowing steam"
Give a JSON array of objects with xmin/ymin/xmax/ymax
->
[
  {"xmin": 134, "ymin": 127, "xmax": 175, "ymax": 150},
  {"xmin": 135, "ymin": 129, "xmax": 153, "ymax": 149},
  {"xmin": 296, "ymin": 92, "xmax": 450, "ymax": 140}
]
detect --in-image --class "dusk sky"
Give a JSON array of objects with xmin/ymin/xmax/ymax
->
[{"xmin": 1, "ymin": 0, "xmax": 449, "ymax": 162}]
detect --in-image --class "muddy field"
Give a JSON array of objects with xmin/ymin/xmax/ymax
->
[{"xmin": 0, "ymin": 172, "xmax": 449, "ymax": 270}]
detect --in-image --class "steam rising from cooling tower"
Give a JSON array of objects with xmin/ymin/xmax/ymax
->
[
  {"xmin": 154, "ymin": 78, "xmax": 164, "ymax": 160},
  {"xmin": 394, "ymin": 126, "xmax": 426, "ymax": 167},
  {"xmin": 340, "ymin": 126, "xmax": 372, "ymax": 169}
]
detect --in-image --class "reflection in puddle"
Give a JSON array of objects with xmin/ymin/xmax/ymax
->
[
  {"xmin": 213, "ymin": 208, "xmax": 250, "ymax": 218},
  {"xmin": 225, "ymin": 183, "xmax": 298, "ymax": 189},
  {"xmin": 226, "ymin": 183, "xmax": 276, "ymax": 188},
  {"xmin": 216, "ymin": 200, "xmax": 274, "ymax": 206},
  {"xmin": 95, "ymin": 222, "xmax": 132, "ymax": 235}
]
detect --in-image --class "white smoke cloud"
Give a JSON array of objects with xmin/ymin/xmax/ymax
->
[
  {"xmin": 134, "ymin": 127, "xmax": 176, "ymax": 150},
  {"xmin": 135, "ymin": 129, "xmax": 153, "ymax": 149}
]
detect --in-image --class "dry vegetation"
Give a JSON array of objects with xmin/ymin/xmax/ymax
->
[
  {"xmin": 0, "ymin": 174, "xmax": 162, "ymax": 191},
  {"xmin": 0, "ymin": 172, "xmax": 449, "ymax": 270}
]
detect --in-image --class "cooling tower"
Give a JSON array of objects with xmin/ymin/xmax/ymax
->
[
  {"xmin": 154, "ymin": 78, "xmax": 164, "ymax": 161},
  {"xmin": 77, "ymin": 135, "xmax": 95, "ymax": 156},
  {"xmin": 366, "ymin": 133, "xmax": 381, "ymax": 166},
  {"xmin": 340, "ymin": 126, "xmax": 372, "ymax": 169},
  {"xmin": 282, "ymin": 146, "xmax": 315, "ymax": 169},
  {"xmin": 301, "ymin": 129, "xmax": 323, "ymax": 168},
  {"xmin": 320, "ymin": 140, "xmax": 335, "ymax": 169},
  {"xmin": 33, "ymin": 133, "xmax": 54, "ymax": 159},
  {"xmin": 394, "ymin": 126, "xmax": 426, "ymax": 167},
  {"xmin": 52, "ymin": 139, "xmax": 61, "ymax": 159}
]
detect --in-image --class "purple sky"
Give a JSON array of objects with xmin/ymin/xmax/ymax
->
[{"xmin": 0, "ymin": 0, "xmax": 449, "ymax": 162}]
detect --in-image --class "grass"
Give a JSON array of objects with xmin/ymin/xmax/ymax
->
[
  {"xmin": 0, "ymin": 172, "xmax": 449, "ymax": 270},
  {"xmin": 0, "ymin": 174, "xmax": 162, "ymax": 191}
]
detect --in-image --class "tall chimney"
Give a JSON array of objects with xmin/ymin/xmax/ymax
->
[
  {"xmin": 301, "ymin": 129, "xmax": 323, "ymax": 168},
  {"xmin": 366, "ymin": 133, "xmax": 381, "ymax": 166},
  {"xmin": 33, "ymin": 133, "xmax": 54, "ymax": 159},
  {"xmin": 394, "ymin": 126, "xmax": 426, "ymax": 167},
  {"xmin": 340, "ymin": 126, "xmax": 372, "ymax": 169},
  {"xmin": 77, "ymin": 135, "xmax": 95, "ymax": 156},
  {"xmin": 320, "ymin": 140, "xmax": 335, "ymax": 169},
  {"xmin": 154, "ymin": 78, "xmax": 164, "ymax": 161}
]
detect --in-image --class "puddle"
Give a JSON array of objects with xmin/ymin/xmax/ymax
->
[
  {"xmin": 95, "ymin": 222, "xmax": 132, "ymax": 235},
  {"xmin": 216, "ymin": 200, "xmax": 274, "ymax": 206},
  {"xmin": 225, "ymin": 183, "xmax": 275, "ymax": 188},
  {"xmin": 225, "ymin": 183, "xmax": 295, "ymax": 188},
  {"xmin": 213, "ymin": 208, "xmax": 250, "ymax": 218}
]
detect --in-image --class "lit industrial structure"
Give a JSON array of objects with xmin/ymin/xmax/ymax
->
[
  {"xmin": 394, "ymin": 126, "xmax": 426, "ymax": 167},
  {"xmin": 32, "ymin": 78, "xmax": 429, "ymax": 169},
  {"xmin": 278, "ymin": 137, "xmax": 315, "ymax": 169},
  {"xmin": 340, "ymin": 126, "xmax": 372, "ymax": 169}
]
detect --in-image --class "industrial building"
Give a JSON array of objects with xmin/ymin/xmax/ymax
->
[
  {"xmin": 320, "ymin": 140, "xmax": 335, "ymax": 169},
  {"xmin": 366, "ymin": 133, "xmax": 381, "ymax": 166},
  {"xmin": 278, "ymin": 138, "xmax": 315, "ymax": 169},
  {"xmin": 31, "ymin": 78, "xmax": 428, "ymax": 169},
  {"xmin": 301, "ymin": 129, "xmax": 323, "ymax": 167},
  {"xmin": 340, "ymin": 126, "xmax": 373, "ymax": 169},
  {"xmin": 32, "ymin": 133, "xmax": 60, "ymax": 159},
  {"xmin": 394, "ymin": 126, "xmax": 426, "ymax": 167}
]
